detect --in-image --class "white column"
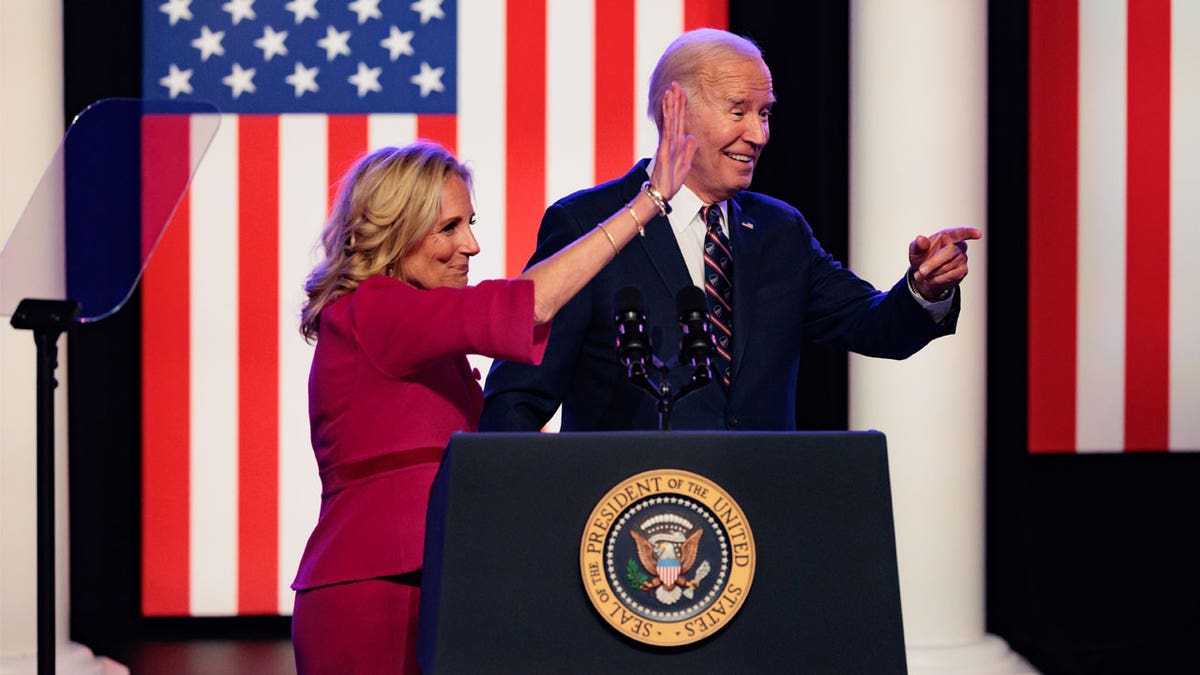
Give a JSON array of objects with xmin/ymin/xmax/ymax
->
[
  {"xmin": 0, "ymin": 2, "xmax": 125, "ymax": 673},
  {"xmin": 848, "ymin": 1, "xmax": 1033, "ymax": 672}
]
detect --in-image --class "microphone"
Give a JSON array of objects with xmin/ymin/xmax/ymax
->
[
  {"xmin": 613, "ymin": 286, "xmax": 651, "ymax": 368},
  {"xmin": 676, "ymin": 285, "xmax": 714, "ymax": 369}
]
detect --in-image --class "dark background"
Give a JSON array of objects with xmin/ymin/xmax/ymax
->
[{"xmin": 61, "ymin": 1, "xmax": 1200, "ymax": 673}]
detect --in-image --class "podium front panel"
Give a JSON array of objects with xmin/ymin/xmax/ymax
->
[{"xmin": 419, "ymin": 430, "xmax": 906, "ymax": 673}]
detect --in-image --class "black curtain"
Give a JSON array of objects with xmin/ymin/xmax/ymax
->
[{"xmin": 729, "ymin": 2, "xmax": 851, "ymax": 432}]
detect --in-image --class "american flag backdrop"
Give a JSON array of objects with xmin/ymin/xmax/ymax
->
[
  {"xmin": 1028, "ymin": 0, "xmax": 1200, "ymax": 454},
  {"xmin": 139, "ymin": 0, "xmax": 727, "ymax": 617}
]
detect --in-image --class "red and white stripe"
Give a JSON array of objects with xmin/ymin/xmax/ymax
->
[
  {"xmin": 140, "ymin": 0, "xmax": 726, "ymax": 617},
  {"xmin": 1028, "ymin": 0, "xmax": 1199, "ymax": 453}
]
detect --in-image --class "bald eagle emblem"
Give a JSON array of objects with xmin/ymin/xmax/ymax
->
[{"xmin": 628, "ymin": 514, "xmax": 712, "ymax": 605}]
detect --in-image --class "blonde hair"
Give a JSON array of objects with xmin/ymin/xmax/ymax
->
[
  {"xmin": 646, "ymin": 28, "xmax": 764, "ymax": 131},
  {"xmin": 299, "ymin": 142, "xmax": 472, "ymax": 343}
]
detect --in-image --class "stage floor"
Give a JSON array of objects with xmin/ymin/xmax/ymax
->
[{"xmin": 122, "ymin": 640, "xmax": 295, "ymax": 675}]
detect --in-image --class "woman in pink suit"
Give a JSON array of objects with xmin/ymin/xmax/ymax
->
[{"xmin": 290, "ymin": 85, "xmax": 694, "ymax": 673}]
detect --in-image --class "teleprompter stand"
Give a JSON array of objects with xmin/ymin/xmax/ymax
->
[{"xmin": 9, "ymin": 299, "xmax": 80, "ymax": 675}]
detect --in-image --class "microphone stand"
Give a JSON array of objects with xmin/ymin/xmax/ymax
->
[
  {"xmin": 10, "ymin": 298, "xmax": 81, "ymax": 675},
  {"xmin": 622, "ymin": 355, "xmax": 712, "ymax": 431}
]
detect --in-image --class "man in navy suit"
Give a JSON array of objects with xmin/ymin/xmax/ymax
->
[{"xmin": 479, "ymin": 28, "xmax": 980, "ymax": 432}]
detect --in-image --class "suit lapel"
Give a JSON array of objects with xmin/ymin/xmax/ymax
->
[
  {"xmin": 638, "ymin": 217, "xmax": 692, "ymax": 299},
  {"xmin": 727, "ymin": 196, "xmax": 762, "ymax": 383},
  {"xmin": 621, "ymin": 164, "xmax": 692, "ymax": 299}
]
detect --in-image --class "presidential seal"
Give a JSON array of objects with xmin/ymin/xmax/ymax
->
[{"xmin": 579, "ymin": 469, "xmax": 756, "ymax": 647}]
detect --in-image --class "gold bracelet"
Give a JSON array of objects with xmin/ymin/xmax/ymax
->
[
  {"xmin": 597, "ymin": 223, "xmax": 619, "ymax": 256},
  {"xmin": 626, "ymin": 205, "xmax": 644, "ymax": 237},
  {"xmin": 640, "ymin": 181, "xmax": 671, "ymax": 216}
]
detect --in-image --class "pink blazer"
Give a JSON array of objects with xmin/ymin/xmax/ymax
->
[{"xmin": 292, "ymin": 276, "xmax": 548, "ymax": 590}]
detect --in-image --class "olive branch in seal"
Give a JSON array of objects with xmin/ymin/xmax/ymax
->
[{"xmin": 625, "ymin": 558, "xmax": 650, "ymax": 588}]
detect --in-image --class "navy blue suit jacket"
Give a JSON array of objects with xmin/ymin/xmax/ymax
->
[{"xmin": 479, "ymin": 161, "xmax": 958, "ymax": 432}]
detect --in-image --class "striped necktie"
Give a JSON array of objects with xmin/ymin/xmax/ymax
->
[{"xmin": 702, "ymin": 204, "xmax": 733, "ymax": 387}]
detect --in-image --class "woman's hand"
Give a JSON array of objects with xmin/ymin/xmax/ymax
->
[{"xmin": 649, "ymin": 82, "xmax": 696, "ymax": 201}]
